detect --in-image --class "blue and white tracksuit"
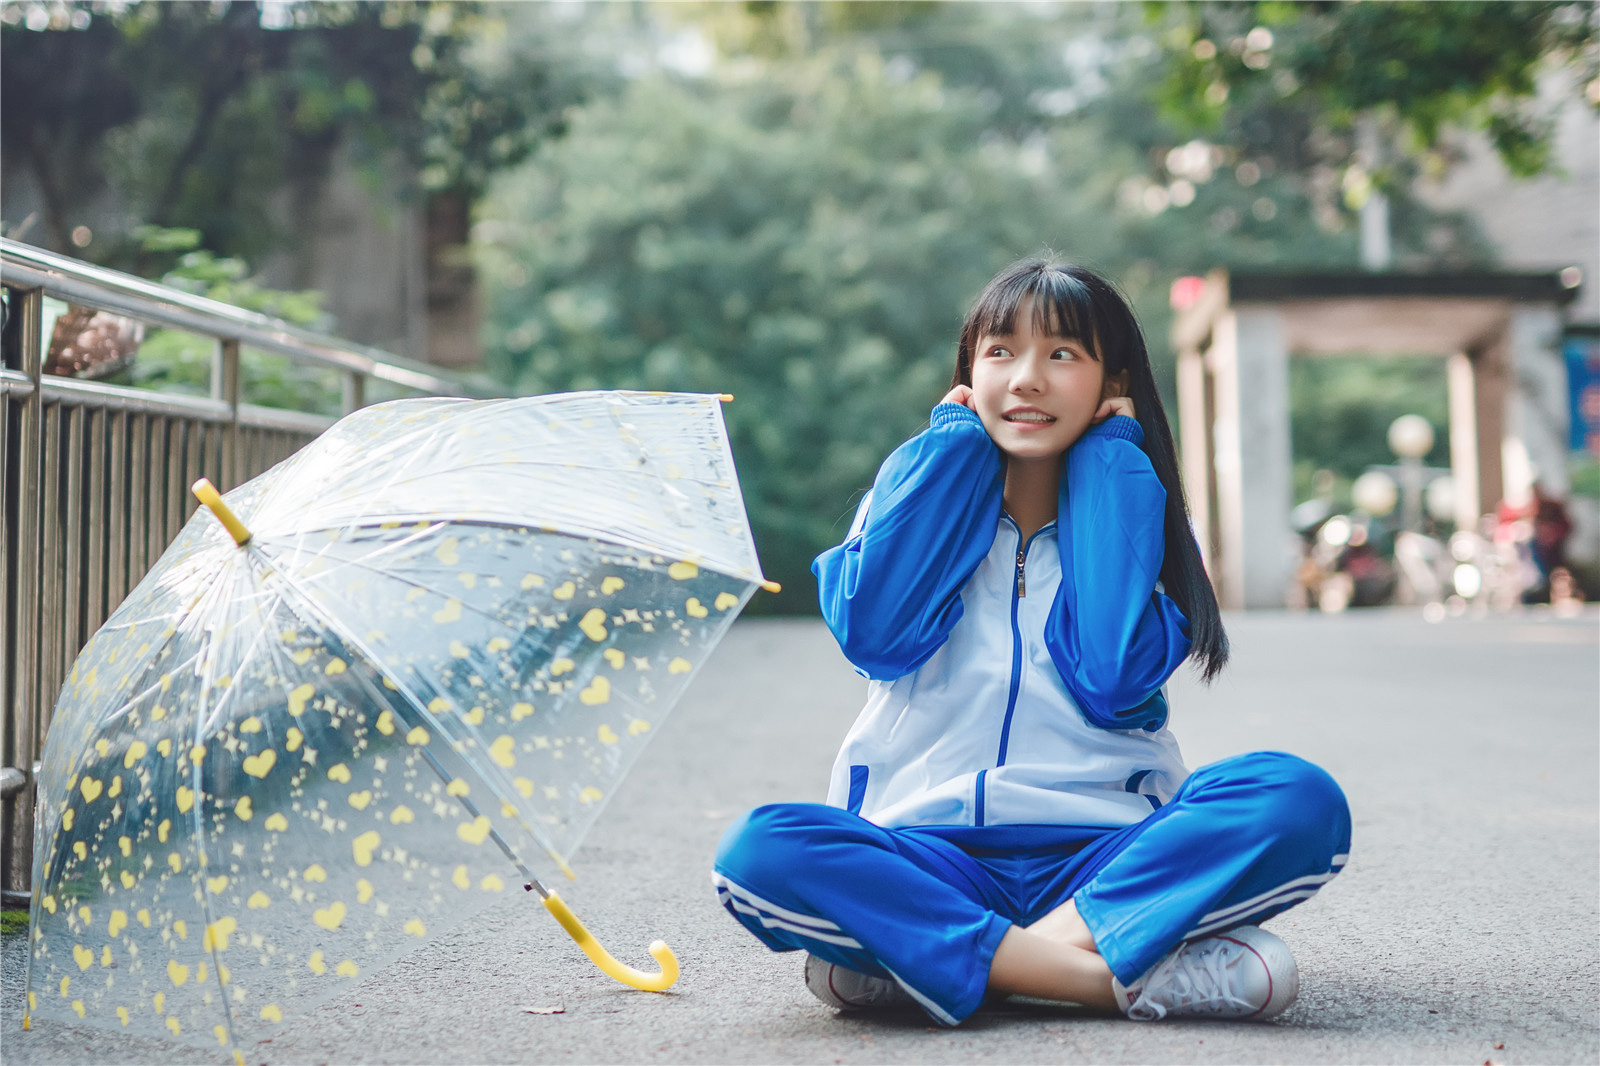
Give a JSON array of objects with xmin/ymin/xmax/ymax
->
[{"xmin": 714, "ymin": 403, "xmax": 1351, "ymax": 1024}]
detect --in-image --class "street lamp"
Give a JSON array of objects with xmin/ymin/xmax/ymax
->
[
  {"xmin": 1352, "ymin": 470, "xmax": 1398, "ymax": 516},
  {"xmin": 1387, "ymin": 414, "xmax": 1435, "ymax": 532}
]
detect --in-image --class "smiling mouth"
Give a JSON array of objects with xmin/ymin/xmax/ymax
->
[{"xmin": 1003, "ymin": 412, "xmax": 1056, "ymax": 424}]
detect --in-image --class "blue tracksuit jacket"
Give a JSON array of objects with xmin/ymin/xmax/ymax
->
[{"xmin": 812, "ymin": 402, "xmax": 1194, "ymax": 829}]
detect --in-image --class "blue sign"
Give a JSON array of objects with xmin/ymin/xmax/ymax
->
[{"xmin": 1567, "ymin": 333, "xmax": 1600, "ymax": 456}]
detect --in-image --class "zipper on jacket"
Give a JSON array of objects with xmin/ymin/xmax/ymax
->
[
  {"xmin": 995, "ymin": 517, "xmax": 1054, "ymax": 769},
  {"xmin": 1015, "ymin": 550, "xmax": 1026, "ymax": 597}
]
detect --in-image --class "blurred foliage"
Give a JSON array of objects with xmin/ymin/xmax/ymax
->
[
  {"xmin": 9, "ymin": 1, "xmax": 1579, "ymax": 613},
  {"xmin": 1288, "ymin": 355, "xmax": 1451, "ymax": 504},
  {"xmin": 1146, "ymin": 2, "xmax": 1599, "ymax": 196},
  {"xmin": 1, "ymin": 0, "xmax": 593, "ymax": 266},
  {"xmin": 96, "ymin": 227, "xmax": 342, "ymax": 414},
  {"xmin": 479, "ymin": 2, "xmax": 1385, "ymax": 610}
]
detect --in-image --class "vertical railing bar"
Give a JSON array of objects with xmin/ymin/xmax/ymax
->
[
  {"xmin": 1, "ymin": 385, "xmax": 11, "ymax": 773},
  {"xmin": 165, "ymin": 418, "xmax": 183, "ymax": 550},
  {"xmin": 107, "ymin": 409, "xmax": 128, "ymax": 612},
  {"xmin": 183, "ymin": 417, "xmax": 202, "ymax": 522},
  {"xmin": 342, "ymin": 369, "xmax": 365, "ymax": 415},
  {"xmin": 3, "ymin": 285, "xmax": 42, "ymax": 895},
  {"xmin": 85, "ymin": 406, "xmax": 108, "ymax": 637},
  {"xmin": 218, "ymin": 339, "xmax": 240, "ymax": 491},
  {"xmin": 37, "ymin": 402, "xmax": 62, "ymax": 771},
  {"xmin": 62, "ymin": 404, "xmax": 85, "ymax": 691},
  {"xmin": 128, "ymin": 412, "xmax": 148, "ymax": 588},
  {"xmin": 145, "ymin": 415, "xmax": 166, "ymax": 571}
]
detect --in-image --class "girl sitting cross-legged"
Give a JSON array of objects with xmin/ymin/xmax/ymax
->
[{"xmin": 713, "ymin": 256, "xmax": 1351, "ymax": 1025}]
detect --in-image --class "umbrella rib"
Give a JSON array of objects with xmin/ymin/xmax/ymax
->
[{"xmin": 185, "ymin": 563, "xmax": 245, "ymax": 1051}]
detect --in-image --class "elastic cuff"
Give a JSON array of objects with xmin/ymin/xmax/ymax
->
[
  {"xmin": 930, "ymin": 402, "xmax": 983, "ymax": 430},
  {"xmin": 941, "ymin": 911, "xmax": 1013, "ymax": 1024},
  {"xmin": 1084, "ymin": 415, "xmax": 1143, "ymax": 445}
]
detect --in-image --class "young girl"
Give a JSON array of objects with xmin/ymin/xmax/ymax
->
[{"xmin": 713, "ymin": 258, "xmax": 1350, "ymax": 1025}]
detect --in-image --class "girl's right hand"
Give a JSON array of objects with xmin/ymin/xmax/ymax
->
[{"xmin": 940, "ymin": 384, "xmax": 977, "ymax": 411}]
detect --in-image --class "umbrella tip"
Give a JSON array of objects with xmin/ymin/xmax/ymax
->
[
  {"xmin": 192, "ymin": 478, "xmax": 252, "ymax": 546},
  {"xmin": 718, "ymin": 393, "xmax": 734, "ymax": 403},
  {"xmin": 760, "ymin": 580, "xmax": 782, "ymax": 594}
]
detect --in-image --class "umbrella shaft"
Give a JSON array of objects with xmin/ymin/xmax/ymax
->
[{"xmin": 411, "ymin": 743, "xmax": 546, "ymax": 894}]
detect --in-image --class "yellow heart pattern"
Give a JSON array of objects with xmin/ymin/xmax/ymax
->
[
  {"xmin": 241, "ymin": 749, "xmax": 276, "ymax": 778},
  {"xmin": 351, "ymin": 830, "xmax": 380, "ymax": 867},
  {"xmin": 579, "ymin": 608, "xmax": 608, "ymax": 641},
  {"xmin": 456, "ymin": 816, "xmax": 492, "ymax": 845},
  {"xmin": 312, "ymin": 902, "xmax": 346, "ymax": 930},
  {"xmin": 287, "ymin": 683, "xmax": 314, "ymax": 716},
  {"xmin": 489, "ymin": 735, "xmax": 517, "ymax": 768}
]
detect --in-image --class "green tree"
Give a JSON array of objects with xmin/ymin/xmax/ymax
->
[
  {"xmin": 478, "ymin": 2, "xmax": 1365, "ymax": 611},
  {"xmin": 1146, "ymin": 2, "xmax": 1598, "ymax": 192},
  {"xmin": 1, "ymin": 1, "xmax": 593, "ymax": 270}
]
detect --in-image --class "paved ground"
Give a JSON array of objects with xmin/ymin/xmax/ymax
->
[{"xmin": 4, "ymin": 608, "xmax": 1597, "ymax": 1065}]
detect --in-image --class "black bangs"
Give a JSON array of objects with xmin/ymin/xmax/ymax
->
[
  {"xmin": 949, "ymin": 254, "xmax": 1230, "ymax": 683},
  {"xmin": 966, "ymin": 266, "xmax": 1102, "ymax": 361}
]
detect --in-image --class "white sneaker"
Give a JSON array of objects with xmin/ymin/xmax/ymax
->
[
  {"xmin": 1112, "ymin": 926, "xmax": 1299, "ymax": 1021},
  {"xmin": 804, "ymin": 954, "xmax": 913, "ymax": 1010}
]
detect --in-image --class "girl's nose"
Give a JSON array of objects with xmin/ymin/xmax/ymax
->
[{"xmin": 1010, "ymin": 354, "xmax": 1046, "ymax": 393}]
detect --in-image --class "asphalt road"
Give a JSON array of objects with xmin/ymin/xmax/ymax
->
[{"xmin": 4, "ymin": 608, "xmax": 1597, "ymax": 1065}]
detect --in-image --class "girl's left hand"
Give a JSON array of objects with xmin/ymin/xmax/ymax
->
[{"xmin": 1092, "ymin": 396, "xmax": 1136, "ymax": 424}]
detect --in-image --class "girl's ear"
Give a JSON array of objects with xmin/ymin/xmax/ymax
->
[{"xmin": 1102, "ymin": 371, "xmax": 1131, "ymax": 400}]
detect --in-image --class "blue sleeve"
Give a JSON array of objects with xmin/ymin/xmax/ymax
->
[
  {"xmin": 812, "ymin": 403, "xmax": 1003, "ymax": 680},
  {"xmin": 1045, "ymin": 416, "xmax": 1193, "ymax": 730}
]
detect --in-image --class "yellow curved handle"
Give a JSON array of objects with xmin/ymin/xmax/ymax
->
[
  {"xmin": 192, "ymin": 478, "xmax": 251, "ymax": 545},
  {"xmin": 542, "ymin": 892, "xmax": 678, "ymax": 992}
]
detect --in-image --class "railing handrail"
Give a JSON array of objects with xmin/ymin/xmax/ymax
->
[{"xmin": 1, "ymin": 237, "xmax": 496, "ymax": 398}]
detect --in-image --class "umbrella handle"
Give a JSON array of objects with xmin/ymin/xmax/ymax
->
[{"xmin": 542, "ymin": 892, "xmax": 679, "ymax": 992}]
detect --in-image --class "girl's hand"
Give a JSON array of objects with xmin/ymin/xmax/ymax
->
[
  {"xmin": 940, "ymin": 384, "xmax": 977, "ymax": 411},
  {"xmin": 1092, "ymin": 396, "xmax": 1136, "ymax": 424}
]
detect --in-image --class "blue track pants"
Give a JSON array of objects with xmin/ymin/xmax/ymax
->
[{"xmin": 713, "ymin": 751, "xmax": 1350, "ymax": 1025}]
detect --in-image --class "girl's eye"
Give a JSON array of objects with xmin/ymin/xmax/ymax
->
[
  {"xmin": 1051, "ymin": 348, "xmax": 1077, "ymax": 360},
  {"xmin": 988, "ymin": 346, "xmax": 1011, "ymax": 358}
]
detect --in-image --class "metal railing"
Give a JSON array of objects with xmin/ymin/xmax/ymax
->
[{"xmin": 1, "ymin": 238, "xmax": 495, "ymax": 896}]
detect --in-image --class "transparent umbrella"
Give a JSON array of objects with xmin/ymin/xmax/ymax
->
[{"xmin": 22, "ymin": 391, "xmax": 775, "ymax": 1060}]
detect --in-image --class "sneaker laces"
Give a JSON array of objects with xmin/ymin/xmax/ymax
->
[{"xmin": 1126, "ymin": 939, "xmax": 1255, "ymax": 1021}]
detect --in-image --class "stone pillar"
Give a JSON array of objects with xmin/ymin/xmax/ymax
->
[
  {"xmin": 1471, "ymin": 325, "xmax": 1510, "ymax": 514},
  {"xmin": 1446, "ymin": 351, "xmax": 1481, "ymax": 530},
  {"xmin": 1210, "ymin": 306, "xmax": 1294, "ymax": 609},
  {"xmin": 1176, "ymin": 346, "xmax": 1213, "ymax": 574}
]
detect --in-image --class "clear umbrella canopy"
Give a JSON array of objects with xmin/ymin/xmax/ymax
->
[{"xmin": 23, "ymin": 392, "xmax": 768, "ymax": 1058}]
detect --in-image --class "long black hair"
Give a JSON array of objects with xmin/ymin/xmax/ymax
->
[{"xmin": 952, "ymin": 256, "xmax": 1228, "ymax": 681}]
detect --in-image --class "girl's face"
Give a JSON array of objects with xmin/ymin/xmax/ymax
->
[{"xmin": 970, "ymin": 298, "xmax": 1121, "ymax": 462}]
